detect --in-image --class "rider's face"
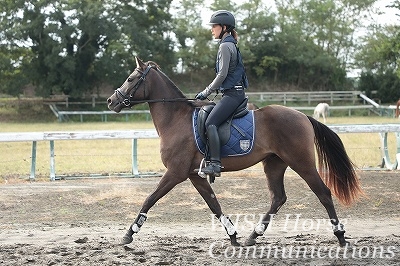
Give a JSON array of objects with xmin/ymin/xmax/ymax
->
[{"xmin": 211, "ymin": 24, "xmax": 223, "ymax": 39}]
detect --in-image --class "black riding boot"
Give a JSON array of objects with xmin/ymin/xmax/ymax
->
[{"xmin": 203, "ymin": 125, "xmax": 221, "ymax": 177}]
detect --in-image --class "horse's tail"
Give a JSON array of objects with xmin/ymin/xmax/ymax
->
[
  {"xmin": 307, "ymin": 116, "xmax": 364, "ymax": 206},
  {"xmin": 396, "ymin": 100, "xmax": 400, "ymax": 118}
]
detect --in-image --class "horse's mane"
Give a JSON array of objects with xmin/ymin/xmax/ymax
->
[{"xmin": 145, "ymin": 61, "xmax": 195, "ymax": 107}]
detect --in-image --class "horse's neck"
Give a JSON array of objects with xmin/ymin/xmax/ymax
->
[
  {"xmin": 149, "ymin": 102, "xmax": 191, "ymax": 134},
  {"xmin": 147, "ymin": 73, "xmax": 192, "ymax": 135}
]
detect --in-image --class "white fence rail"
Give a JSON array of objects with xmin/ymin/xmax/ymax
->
[
  {"xmin": 291, "ymin": 105, "xmax": 376, "ymax": 116},
  {"xmin": 0, "ymin": 124, "xmax": 399, "ymax": 180},
  {"xmin": 45, "ymin": 91, "xmax": 362, "ymax": 107},
  {"xmin": 328, "ymin": 124, "xmax": 400, "ymax": 170},
  {"xmin": 57, "ymin": 110, "xmax": 151, "ymax": 122},
  {"xmin": 246, "ymin": 91, "xmax": 362, "ymax": 105},
  {"xmin": 0, "ymin": 130, "xmax": 159, "ymax": 180},
  {"xmin": 167, "ymin": 91, "xmax": 363, "ymax": 105}
]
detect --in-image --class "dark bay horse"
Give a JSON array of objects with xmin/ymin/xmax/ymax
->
[{"xmin": 107, "ymin": 57, "xmax": 363, "ymax": 247}]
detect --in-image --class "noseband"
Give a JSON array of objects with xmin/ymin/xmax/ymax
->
[{"xmin": 114, "ymin": 65, "xmax": 153, "ymax": 107}]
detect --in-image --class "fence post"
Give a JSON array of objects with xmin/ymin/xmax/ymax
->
[
  {"xmin": 397, "ymin": 132, "xmax": 400, "ymax": 170},
  {"xmin": 379, "ymin": 132, "xmax": 398, "ymax": 170},
  {"xmin": 50, "ymin": 140, "xmax": 56, "ymax": 181},
  {"xmin": 30, "ymin": 141, "xmax": 37, "ymax": 181},
  {"xmin": 132, "ymin": 139, "xmax": 139, "ymax": 176}
]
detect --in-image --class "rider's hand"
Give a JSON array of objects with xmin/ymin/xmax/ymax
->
[
  {"xmin": 195, "ymin": 91, "xmax": 207, "ymax": 100},
  {"xmin": 195, "ymin": 87, "xmax": 212, "ymax": 100}
]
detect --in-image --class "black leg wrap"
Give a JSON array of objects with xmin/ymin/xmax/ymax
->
[{"xmin": 121, "ymin": 213, "xmax": 147, "ymax": 245}]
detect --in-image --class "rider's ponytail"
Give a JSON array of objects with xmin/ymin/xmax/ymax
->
[{"xmin": 231, "ymin": 29, "xmax": 238, "ymax": 41}]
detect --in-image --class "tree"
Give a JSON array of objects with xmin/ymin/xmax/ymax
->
[
  {"xmin": 0, "ymin": 0, "xmax": 175, "ymax": 97},
  {"xmin": 236, "ymin": 0, "xmax": 276, "ymax": 80},
  {"xmin": 258, "ymin": 0, "xmax": 377, "ymax": 90},
  {"xmin": 355, "ymin": 1, "xmax": 400, "ymax": 102},
  {"xmin": 172, "ymin": 0, "xmax": 212, "ymax": 75},
  {"xmin": 0, "ymin": 45, "xmax": 32, "ymax": 96}
]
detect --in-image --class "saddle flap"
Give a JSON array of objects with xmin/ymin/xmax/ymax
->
[
  {"xmin": 196, "ymin": 97, "xmax": 250, "ymax": 145},
  {"xmin": 193, "ymin": 108, "xmax": 255, "ymax": 157}
]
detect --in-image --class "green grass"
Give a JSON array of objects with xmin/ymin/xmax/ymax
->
[
  {"xmin": 0, "ymin": 121, "xmax": 162, "ymax": 181},
  {"xmin": 0, "ymin": 116, "xmax": 399, "ymax": 182},
  {"xmin": 324, "ymin": 116, "xmax": 399, "ymax": 170}
]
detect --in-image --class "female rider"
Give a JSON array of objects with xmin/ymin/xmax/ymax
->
[{"xmin": 195, "ymin": 10, "xmax": 249, "ymax": 177}]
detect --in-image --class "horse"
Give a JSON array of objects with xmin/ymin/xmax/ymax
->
[
  {"xmin": 395, "ymin": 99, "xmax": 400, "ymax": 118},
  {"xmin": 247, "ymin": 102, "xmax": 259, "ymax": 110},
  {"xmin": 313, "ymin": 102, "xmax": 330, "ymax": 123},
  {"xmin": 107, "ymin": 57, "xmax": 363, "ymax": 247}
]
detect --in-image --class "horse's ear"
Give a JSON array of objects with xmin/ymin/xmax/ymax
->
[{"xmin": 135, "ymin": 57, "xmax": 146, "ymax": 70}]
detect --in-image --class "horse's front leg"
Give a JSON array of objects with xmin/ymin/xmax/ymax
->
[
  {"xmin": 122, "ymin": 171, "xmax": 184, "ymax": 245},
  {"xmin": 189, "ymin": 175, "xmax": 240, "ymax": 246}
]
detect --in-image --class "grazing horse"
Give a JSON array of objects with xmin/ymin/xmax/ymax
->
[
  {"xmin": 313, "ymin": 102, "xmax": 330, "ymax": 123},
  {"xmin": 107, "ymin": 57, "xmax": 363, "ymax": 247},
  {"xmin": 396, "ymin": 99, "xmax": 400, "ymax": 118}
]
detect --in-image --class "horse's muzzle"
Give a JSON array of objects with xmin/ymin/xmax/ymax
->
[{"xmin": 107, "ymin": 96, "xmax": 122, "ymax": 113}]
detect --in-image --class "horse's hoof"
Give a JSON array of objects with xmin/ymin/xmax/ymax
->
[
  {"xmin": 229, "ymin": 234, "xmax": 241, "ymax": 246},
  {"xmin": 340, "ymin": 240, "xmax": 351, "ymax": 248},
  {"xmin": 244, "ymin": 238, "xmax": 256, "ymax": 246},
  {"xmin": 121, "ymin": 234, "xmax": 133, "ymax": 245},
  {"xmin": 231, "ymin": 240, "xmax": 241, "ymax": 247}
]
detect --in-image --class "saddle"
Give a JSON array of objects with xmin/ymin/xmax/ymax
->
[{"xmin": 197, "ymin": 97, "xmax": 249, "ymax": 145}]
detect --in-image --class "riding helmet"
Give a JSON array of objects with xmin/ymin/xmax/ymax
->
[{"xmin": 208, "ymin": 10, "xmax": 235, "ymax": 28}]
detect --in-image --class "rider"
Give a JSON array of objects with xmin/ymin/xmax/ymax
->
[{"xmin": 195, "ymin": 10, "xmax": 249, "ymax": 177}]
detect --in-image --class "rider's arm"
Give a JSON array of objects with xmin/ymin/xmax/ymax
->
[{"xmin": 204, "ymin": 43, "xmax": 233, "ymax": 94}]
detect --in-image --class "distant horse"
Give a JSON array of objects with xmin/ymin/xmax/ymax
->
[
  {"xmin": 247, "ymin": 102, "xmax": 259, "ymax": 110},
  {"xmin": 313, "ymin": 103, "xmax": 330, "ymax": 123},
  {"xmin": 396, "ymin": 99, "xmax": 400, "ymax": 118},
  {"xmin": 107, "ymin": 57, "xmax": 363, "ymax": 247}
]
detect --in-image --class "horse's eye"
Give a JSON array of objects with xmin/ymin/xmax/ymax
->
[{"xmin": 127, "ymin": 77, "xmax": 133, "ymax": 82}]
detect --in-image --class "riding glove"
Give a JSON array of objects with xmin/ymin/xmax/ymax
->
[{"xmin": 195, "ymin": 87, "xmax": 212, "ymax": 100}]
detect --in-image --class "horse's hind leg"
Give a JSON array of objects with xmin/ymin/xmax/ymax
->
[
  {"xmin": 294, "ymin": 167, "xmax": 348, "ymax": 246},
  {"xmin": 245, "ymin": 154, "xmax": 288, "ymax": 246}
]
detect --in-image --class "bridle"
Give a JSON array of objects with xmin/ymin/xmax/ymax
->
[
  {"xmin": 114, "ymin": 65, "xmax": 153, "ymax": 107},
  {"xmin": 114, "ymin": 64, "xmax": 193, "ymax": 107}
]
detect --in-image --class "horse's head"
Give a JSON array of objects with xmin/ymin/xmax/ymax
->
[{"xmin": 107, "ymin": 57, "xmax": 156, "ymax": 113}]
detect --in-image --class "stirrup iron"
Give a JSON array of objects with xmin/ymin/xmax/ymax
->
[{"xmin": 197, "ymin": 158, "xmax": 207, "ymax": 179}]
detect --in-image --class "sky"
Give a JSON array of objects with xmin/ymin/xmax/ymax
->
[
  {"xmin": 373, "ymin": 0, "xmax": 399, "ymax": 25},
  {"xmin": 192, "ymin": 0, "xmax": 399, "ymax": 27}
]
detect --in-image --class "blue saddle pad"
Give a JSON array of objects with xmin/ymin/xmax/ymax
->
[{"xmin": 192, "ymin": 108, "xmax": 255, "ymax": 157}]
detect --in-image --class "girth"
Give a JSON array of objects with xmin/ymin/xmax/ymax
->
[{"xmin": 197, "ymin": 97, "xmax": 249, "ymax": 145}]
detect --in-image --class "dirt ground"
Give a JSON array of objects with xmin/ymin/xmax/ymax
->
[{"xmin": 0, "ymin": 169, "xmax": 399, "ymax": 265}]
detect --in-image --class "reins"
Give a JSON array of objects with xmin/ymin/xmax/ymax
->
[
  {"xmin": 114, "ymin": 64, "xmax": 197, "ymax": 107},
  {"xmin": 127, "ymin": 98, "xmax": 197, "ymax": 104}
]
